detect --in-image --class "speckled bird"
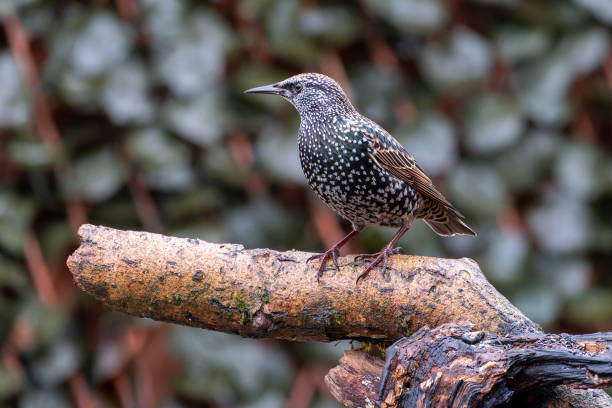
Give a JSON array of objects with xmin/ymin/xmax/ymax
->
[{"xmin": 246, "ymin": 73, "xmax": 476, "ymax": 282}]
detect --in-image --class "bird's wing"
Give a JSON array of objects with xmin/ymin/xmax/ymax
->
[{"xmin": 363, "ymin": 124, "xmax": 465, "ymax": 218}]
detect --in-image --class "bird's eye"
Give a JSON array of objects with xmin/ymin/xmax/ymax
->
[{"xmin": 292, "ymin": 83, "xmax": 303, "ymax": 93}]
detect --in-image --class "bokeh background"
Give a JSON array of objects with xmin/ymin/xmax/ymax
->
[{"xmin": 1, "ymin": 0, "xmax": 611, "ymax": 406}]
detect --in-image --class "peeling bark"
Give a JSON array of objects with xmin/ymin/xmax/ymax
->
[
  {"xmin": 67, "ymin": 225, "xmax": 612, "ymax": 407},
  {"xmin": 378, "ymin": 323, "xmax": 612, "ymax": 407},
  {"xmin": 326, "ymin": 324, "xmax": 612, "ymax": 408}
]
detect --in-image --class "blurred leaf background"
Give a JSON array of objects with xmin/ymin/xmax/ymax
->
[{"xmin": 0, "ymin": 0, "xmax": 611, "ymax": 406}]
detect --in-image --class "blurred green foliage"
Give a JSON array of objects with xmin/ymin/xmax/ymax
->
[{"xmin": 0, "ymin": 0, "xmax": 611, "ymax": 406}]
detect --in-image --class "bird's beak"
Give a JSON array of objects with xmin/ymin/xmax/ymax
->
[{"xmin": 244, "ymin": 83, "xmax": 284, "ymax": 95}]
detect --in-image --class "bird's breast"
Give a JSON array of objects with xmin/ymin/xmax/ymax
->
[{"xmin": 297, "ymin": 128, "xmax": 418, "ymax": 226}]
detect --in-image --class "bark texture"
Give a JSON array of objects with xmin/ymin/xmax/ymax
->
[
  {"xmin": 377, "ymin": 323, "xmax": 612, "ymax": 407},
  {"xmin": 67, "ymin": 224, "xmax": 612, "ymax": 407},
  {"xmin": 67, "ymin": 225, "xmax": 534, "ymax": 341},
  {"xmin": 326, "ymin": 324, "xmax": 612, "ymax": 408}
]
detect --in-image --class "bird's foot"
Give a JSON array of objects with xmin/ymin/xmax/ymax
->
[
  {"xmin": 307, "ymin": 246, "xmax": 341, "ymax": 282},
  {"xmin": 355, "ymin": 246, "xmax": 402, "ymax": 283},
  {"xmin": 354, "ymin": 247, "xmax": 402, "ymax": 262}
]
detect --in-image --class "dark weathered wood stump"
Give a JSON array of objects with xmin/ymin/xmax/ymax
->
[{"xmin": 326, "ymin": 323, "xmax": 612, "ymax": 408}]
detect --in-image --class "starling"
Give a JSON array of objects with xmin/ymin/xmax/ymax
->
[{"xmin": 245, "ymin": 73, "xmax": 475, "ymax": 282}]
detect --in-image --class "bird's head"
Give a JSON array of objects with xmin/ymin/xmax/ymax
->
[{"xmin": 245, "ymin": 73, "xmax": 355, "ymax": 118}]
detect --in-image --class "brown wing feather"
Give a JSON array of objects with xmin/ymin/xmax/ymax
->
[{"xmin": 368, "ymin": 137, "xmax": 465, "ymax": 218}]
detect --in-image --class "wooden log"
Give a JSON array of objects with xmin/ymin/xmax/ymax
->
[
  {"xmin": 67, "ymin": 225, "xmax": 536, "ymax": 341},
  {"xmin": 325, "ymin": 351, "xmax": 385, "ymax": 408},
  {"xmin": 326, "ymin": 324, "xmax": 612, "ymax": 408},
  {"xmin": 67, "ymin": 224, "xmax": 612, "ymax": 407}
]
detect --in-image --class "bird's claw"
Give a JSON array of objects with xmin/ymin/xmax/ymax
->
[
  {"xmin": 306, "ymin": 253, "xmax": 321, "ymax": 263},
  {"xmin": 355, "ymin": 246, "xmax": 402, "ymax": 283},
  {"xmin": 354, "ymin": 247, "xmax": 402, "ymax": 262},
  {"xmin": 308, "ymin": 247, "xmax": 341, "ymax": 281}
]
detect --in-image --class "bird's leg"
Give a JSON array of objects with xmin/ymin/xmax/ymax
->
[
  {"xmin": 356, "ymin": 224, "xmax": 410, "ymax": 283},
  {"xmin": 308, "ymin": 228, "xmax": 361, "ymax": 282}
]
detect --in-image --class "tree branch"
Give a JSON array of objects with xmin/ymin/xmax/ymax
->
[
  {"xmin": 67, "ymin": 224, "xmax": 612, "ymax": 407},
  {"xmin": 67, "ymin": 225, "xmax": 535, "ymax": 341}
]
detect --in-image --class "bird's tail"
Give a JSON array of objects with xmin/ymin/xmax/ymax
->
[{"xmin": 424, "ymin": 213, "xmax": 476, "ymax": 237}]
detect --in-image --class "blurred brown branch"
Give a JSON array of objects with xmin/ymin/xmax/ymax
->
[
  {"xmin": 67, "ymin": 224, "xmax": 612, "ymax": 407},
  {"xmin": 3, "ymin": 12, "xmax": 88, "ymax": 234}
]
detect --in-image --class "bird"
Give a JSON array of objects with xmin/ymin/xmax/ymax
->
[{"xmin": 245, "ymin": 73, "xmax": 475, "ymax": 282}]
